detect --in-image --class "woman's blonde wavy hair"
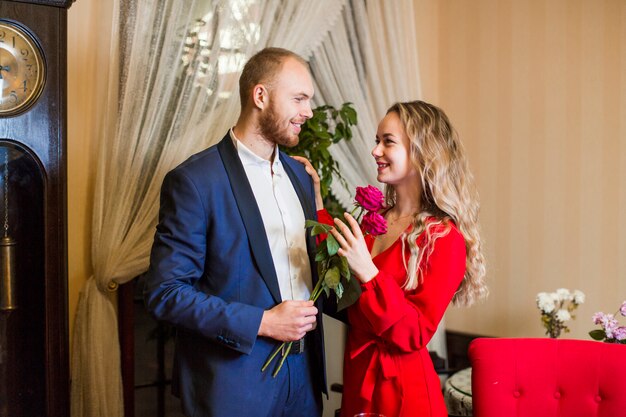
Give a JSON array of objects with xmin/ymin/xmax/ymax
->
[{"xmin": 385, "ymin": 101, "xmax": 487, "ymax": 307}]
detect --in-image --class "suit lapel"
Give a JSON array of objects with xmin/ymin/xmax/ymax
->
[
  {"xmin": 281, "ymin": 153, "xmax": 315, "ymax": 221},
  {"xmin": 217, "ymin": 135, "xmax": 282, "ymax": 304}
]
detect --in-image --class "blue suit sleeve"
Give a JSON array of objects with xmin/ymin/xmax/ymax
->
[{"xmin": 143, "ymin": 169, "xmax": 264, "ymax": 354}]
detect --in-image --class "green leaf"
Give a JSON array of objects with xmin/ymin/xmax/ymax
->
[
  {"xmin": 315, "ymin": 249, "xmax": 327, "ymax": 262},
  {"xmin": 343, "ymin": 104, "xmax": 357, "ymax": 124},
  {"xmin": 337, "ymin": 276, "xmax": 362, "ymax": 311},
  {"xmin": 317, "ymin": 131, "xmax": 332, "ymax": 140},
  {"xmin": 305, "ymin": 219, "xmax": 325, "ymax": 229},
  {"xmin": 339, "ymin": 256, "xmax": 351, "ymax": 279},
  {"xmin": 335, "ymin": 282, "xmax": 344, "ymax": 299},
  {"xmin": 589, "ymin": 329, "xmax": 606, "ymax": 341},
  {"xmin": 324, "ymin": 266, "xmax": 341, "ymax": 289},
  {"xmin": 311, "ymin": 225, "xmax": 331, "ymax": 236},
  {"xmin": 323, "ymin": 285, "xmax": 330, "ymax": 297},
  {"xmin": 326, "ymin": 234, "xmax": 340, "ymax": 256}
]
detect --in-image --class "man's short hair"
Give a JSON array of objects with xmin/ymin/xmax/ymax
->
[{"xmin": 238, "ymin": 47, "xmax": 308, "ymax": 108}]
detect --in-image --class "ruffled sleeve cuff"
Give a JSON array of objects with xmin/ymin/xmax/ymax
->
[{"xmin": 316, "ymin": 208, "xmax": 334, "ymax": 226}]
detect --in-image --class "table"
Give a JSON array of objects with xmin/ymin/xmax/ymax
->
[{"xmin": 444, "ymin": 367, "xmax": 472, "ymax": 416}]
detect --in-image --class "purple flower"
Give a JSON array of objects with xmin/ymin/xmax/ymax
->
[
  {"xmin": 601, "ymin": 314, "xmax": 619, "ymax": 338},
  {"xmin": 360, "ymin": 211, "xmax": 388, "ymax": 236},
  {"xmin": 355, "ymin": 185, "xmax": 385, "ymax": 212},
  {"xmin": 592, "ymin": 312, "xmax": 606, "ymax": 325},
  {"xmin": 590, "ymin": 303, "xmax": 626, "ymax": 343},
  {"xmin": 614, "ymin": 326, "xmax": 626, "ymax": 341}
]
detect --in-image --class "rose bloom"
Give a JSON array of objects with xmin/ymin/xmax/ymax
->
[
  {"xmin": 360, "ymin": 211, "xmax": 387, "ymax": 236},
  {"xmin": 620, "ymin": 301, "xmax": 626, "ymax": 317},
  {"xmin": 355, "ymin": 185, "xmax": 385, "ymax": 212}
]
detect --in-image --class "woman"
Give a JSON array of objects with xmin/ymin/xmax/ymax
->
[{"xmin": 319, "ymin": 100, "xmax": 486, "ymax": 417}]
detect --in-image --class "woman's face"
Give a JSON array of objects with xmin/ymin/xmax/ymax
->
[{"xmin": 372, "ymin": 111, "xmax": 419, "ymax": 186}]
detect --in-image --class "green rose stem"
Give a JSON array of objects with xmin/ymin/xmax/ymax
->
[
  {"xmin": 262, "ymin": 207, "xmax": 369, "ymax": 377},
  {"xmin": 261, "ymin": 276, "xmax": 327, "ymax": 377},
  {"xmin": 350, "ymin": 206, "xmax": 363, "ymax": 221}
]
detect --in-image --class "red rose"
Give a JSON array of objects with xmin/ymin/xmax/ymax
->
[
  {"xmin": 354, "ymin": 185, "xmax": 385, "ymax": 212},
  {"xmin": 360, "ymin": 211, "xmax": 388, "ymax": 236}
]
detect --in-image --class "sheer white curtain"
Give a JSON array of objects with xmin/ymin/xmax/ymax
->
[
  {"xmin": 310, "ymin": 0, "xmax": 422, "ymax": 206},
  {"xmin": 70, "ymin": 1, "xmax": 347, "ymax": 416},
  {"xmin": 309, "ymin": 1, "xmax": 447, "ymax": 389}
]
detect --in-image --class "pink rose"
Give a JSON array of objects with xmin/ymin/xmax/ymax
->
[
  {"xmin": 361, "ymin": 211, "xmax": 387, "ymax": 236},
  {"xmin": 620, "ymin": 301, "xmax": 626, "ymax": 317},
  {"xmin": 355, "ymin": 185, "xmax": 385, "ymax": 212}
]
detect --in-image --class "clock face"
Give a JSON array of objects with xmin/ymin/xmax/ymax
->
[{"xmin": 0, "ymin": 19, "xmax": 46, "ymax": 117}]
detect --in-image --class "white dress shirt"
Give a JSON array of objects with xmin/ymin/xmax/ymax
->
[{"xmin": 230, "ymin": 130, "xmax": 312, "ymax": 301}]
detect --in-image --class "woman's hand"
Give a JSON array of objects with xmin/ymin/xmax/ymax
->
[
  {"xmin": 292, "ymin": 156, "xmax": 323, "ymax": 210},
  {"xmin": 329, "ymin": 213, "xmax": 379, "ymax": 283}
]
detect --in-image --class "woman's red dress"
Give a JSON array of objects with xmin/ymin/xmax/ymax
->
[{"xmin": 340, "ymin": 220, "xmax": 466, "ymax": 417}]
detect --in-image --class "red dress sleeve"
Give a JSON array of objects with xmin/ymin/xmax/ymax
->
[
  {"xmin": 316, "ymin": 208, "xmax": 333, "ymax": 226},
  {"xmin": 357, "ymin": 225, "xmax": 466, "ymax": 352},
  {"xmin": 315, "ymin": 209, "xmax": 334, "ymax": 243}
]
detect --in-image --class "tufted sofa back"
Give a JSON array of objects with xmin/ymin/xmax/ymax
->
[{"xmin": 469, "ymin": 338, "xmax": 626, "ymax": 417}]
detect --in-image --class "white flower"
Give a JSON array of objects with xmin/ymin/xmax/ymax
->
[
  {"xmin": 572, "ymin": 290, "xmax": 585, "ymax": 304},
  {"xmin": 537, "ymin": 292, "xmax": 556, "ymax": 313},
  {"xmin": 555, "ymin": 309, "xmax": 571, "ymax": 322},
  {"xmin": 555, "ymin": 288, "xmax": 572, "ymax": 301}
]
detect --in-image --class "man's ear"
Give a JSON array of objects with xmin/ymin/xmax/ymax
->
[{"xmin": 252, "ymin": 84, "xmax": 268, "ymax": 110}]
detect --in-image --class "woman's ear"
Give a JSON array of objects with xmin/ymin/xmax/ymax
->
[{"xmin": 252, "ymin": 84, "xmax": 268, "ymax": 110}]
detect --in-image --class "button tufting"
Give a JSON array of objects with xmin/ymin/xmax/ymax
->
[
  {"xmin": 595, "ymin": 395, "xmax": 602, "ymax": 402},
  {"xmin": 513, "ymin": 391, "xmax": 521, "ymax": 398},
  {"xmin": 554, "ymin": 392, "xmax": 561, "ymax": 399}
]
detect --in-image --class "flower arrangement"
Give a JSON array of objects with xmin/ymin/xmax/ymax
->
[
  {"xmin": 262, "ymin": 185, "xmax": 387, "ymax": 377},
  {"xmin": 536, "ymin": 288, "xmax": 585, "ymax": 338},
  {"xmin": 588, "ymin": 301, "xmax": 626, "ymax": 344}
]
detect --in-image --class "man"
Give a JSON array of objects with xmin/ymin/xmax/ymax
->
[{"xmin": 143, "ymin": 48, "xmax": 327, "ymax": 417}]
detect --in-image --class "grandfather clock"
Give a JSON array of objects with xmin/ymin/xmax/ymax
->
[{"xmin": 0, "ymin": 0, "xmax": 73, "ymax": 416}]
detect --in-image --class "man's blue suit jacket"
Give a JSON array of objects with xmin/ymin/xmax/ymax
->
[{"xmin": 144, "ymin": 134, "xmax": 328, "ymax": 416}]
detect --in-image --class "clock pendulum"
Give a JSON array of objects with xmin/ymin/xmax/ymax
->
[{"xmin": 0, "ymin": 147, "xmax": 16, "ymax": 312}]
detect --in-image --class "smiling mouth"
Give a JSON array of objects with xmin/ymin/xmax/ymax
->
[
  {"xmin": 377, "ymin": 162, "xmax": 389, "ymax": 171},
  {"xmin": 291, "ymin": 121, "xmax": 303, "ymax": 133}
]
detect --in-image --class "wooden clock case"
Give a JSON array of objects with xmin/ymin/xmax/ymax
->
[{"xmin": 0, "ymin": 0, "xmax": 74, "ymax": 416}]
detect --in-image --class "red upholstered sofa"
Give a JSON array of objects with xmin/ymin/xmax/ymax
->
[{"xmin": 468, "ymin": 338, "xmax": 626, "ymax": 417}]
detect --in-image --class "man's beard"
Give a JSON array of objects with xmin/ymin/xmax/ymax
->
[{"xmin": 259, "ymin": 103, "xmax": 299, "ymax": 148}]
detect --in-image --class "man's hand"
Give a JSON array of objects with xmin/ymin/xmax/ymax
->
[{"xmin": 258, "ymin": 300, "xmax": 318, "ymax": 342}]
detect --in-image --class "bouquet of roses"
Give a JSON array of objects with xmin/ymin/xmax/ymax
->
[
  {"xmin": 589, "ymin": 300, "xmax": 626, "ymax": 344},
  {"xmin": 262, "ymin": 185, "xmax": 387, "ymax": 377}
]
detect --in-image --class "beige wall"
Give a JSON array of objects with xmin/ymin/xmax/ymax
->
[
  {"xmin": 66, "ymin": 0, "xmax": 625, "ymax": 353},
  {"xmin": 68, "ymin": 0, "xmax": 95, "ymax": 340},
  {"xmin": 427, "ymin": 0, "xmax": 626, "ymax": 339}
]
